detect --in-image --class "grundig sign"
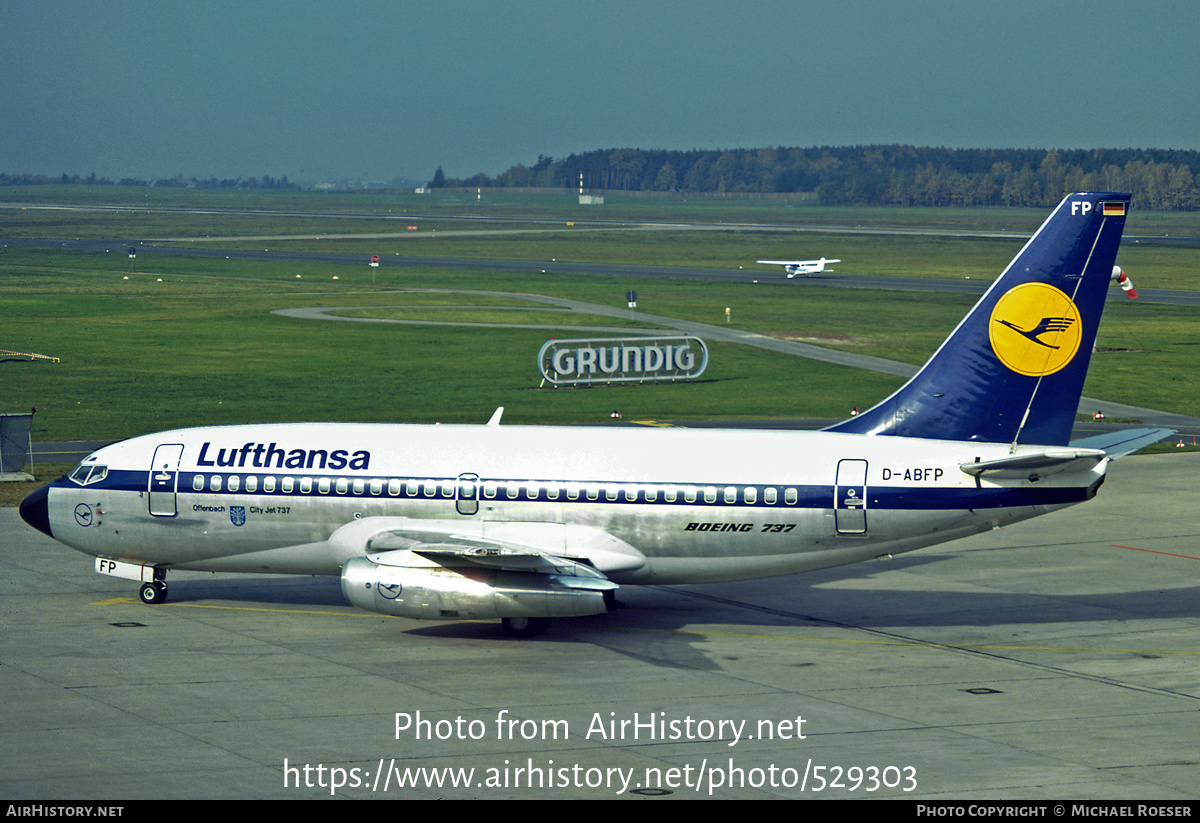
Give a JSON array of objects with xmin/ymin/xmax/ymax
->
[{"xmin": 538, "ymin": 336, "xmax": 708, "ymax": 386}]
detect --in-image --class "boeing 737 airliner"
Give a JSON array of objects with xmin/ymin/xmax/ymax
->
[{"xmin": 20, "ymin": 193, "xmax": 1170, "ymax": 636}]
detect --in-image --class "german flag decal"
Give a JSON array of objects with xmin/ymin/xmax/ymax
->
[{"xmin": 1101, "ymin": 201, "xmax": 1126, "ymax": 217}]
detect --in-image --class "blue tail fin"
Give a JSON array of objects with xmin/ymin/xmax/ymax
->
[{"xmin": 827, "ymin": 192, "xmax": 1130, "ymax": 446}]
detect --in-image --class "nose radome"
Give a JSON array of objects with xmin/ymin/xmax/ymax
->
[{"xmin": 19, "ymin": 484, "xmax": 53, "ymax": 538}]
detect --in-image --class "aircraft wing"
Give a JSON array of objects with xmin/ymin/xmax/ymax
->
[
  {"xmin": 755, "ymin": 259, "xmax": 841, "ymax": 266},
  {"xmin": 336, "ymin": 516, "xmax": 646, "ymax": 576},
  {"xmin": 338, "ymin": 518, "xmax": 631, "ymax": 628},
  {"xmin": 405, "ymin": 548, "xmax": 618, "ymax": 590},
  {"xmin": 1068, "ymin": 427, "xmax": 1175, "ymax": 458}
]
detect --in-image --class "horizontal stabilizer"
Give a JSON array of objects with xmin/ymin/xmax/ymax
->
[
  {"xmin": 959, "ymin": 448, "xmax": 1107, "ymax": 480},
  {"xmin": 1068, "ymin": 427, "xmax": 1175, "ymax": 458}
]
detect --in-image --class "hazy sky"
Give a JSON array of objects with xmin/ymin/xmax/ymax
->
[{"xmin": 4, "ymin": 1, "xmax": 1199, "ymax": 184}]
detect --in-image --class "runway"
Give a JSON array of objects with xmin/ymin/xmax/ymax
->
[
  {"xmin": 4, "ymin": 234, "xmax": 1198, "ymax": 306},
  {"xmin": 3, "ymin": 453, "xmax": 1198, "ymax": 800}
]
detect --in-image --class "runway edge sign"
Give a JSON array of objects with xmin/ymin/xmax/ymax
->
[{"xmin": 538, "ymin": 336, "xmax": 708, "ymax": 386}]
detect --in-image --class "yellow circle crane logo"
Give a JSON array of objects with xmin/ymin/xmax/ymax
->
[{"xmin": 989, "ymin": 283, "xmax": 1082, "ymax": 376}]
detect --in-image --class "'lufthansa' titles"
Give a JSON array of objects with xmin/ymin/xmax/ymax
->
[{"xmin": 196, "ymin": 442, "xmax": 371, "ymax": 471}]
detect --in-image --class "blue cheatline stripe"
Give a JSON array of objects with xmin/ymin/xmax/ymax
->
[{"xmin": 59, "ymin": 469, "xmax": 1093, "ymax": 512}]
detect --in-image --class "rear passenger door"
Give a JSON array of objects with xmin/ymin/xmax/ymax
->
[{"xmin": 834, "ymin": 459, "xmax": 868, "ymax": 535}]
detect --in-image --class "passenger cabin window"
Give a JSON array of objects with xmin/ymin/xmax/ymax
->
[
  {"xmin": 264, "ymin": 477, "xmax": 277, "ymax": 493},
  {"xmin": 764, "ymin": 488, "xmax": 778, "ymax": 505},
  {"xmin": 744, "ymin": 487, "xmax": 757, "ymax": 505},
  {"xmin": 245, "ymin": 476, "xmax": 258, "ymax": 493},
  {"xmin": 387, "ymin": 479, "xmax": 401, "ymax": 496},
  {"xmin": 281, "ymin": 477, "xmax": 294, "ymax": 493},
  {"xmin": 785, "ymin": 487, "xmax": 798, "ymax": 505},
  {"xmin": 209, "ymin": 476, "xmax": 222, "ymax": 492},
  {"xmin": 192, "ymin": 475, "xmax": 205, "ymax": 491},
  {"xmin": 227, "ymin": 476, "xmax": 240, "ymax": 493}
]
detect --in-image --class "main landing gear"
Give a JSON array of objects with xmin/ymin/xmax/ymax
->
[
  {"xmin": 500, "ymin": 616, "xmax": 551, "ymax": 638},
  {"xmin": 139, "ymin": 580, "xmax": 168, "ymax": 604}
]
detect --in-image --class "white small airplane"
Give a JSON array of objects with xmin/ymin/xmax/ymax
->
[
  {"xmin": 757, "ymin": 257, "xmax": 841, "ymax": 277},
  {"xmin": 21, "ymin": 193, "xmax": 1171, "ymax": 637}
]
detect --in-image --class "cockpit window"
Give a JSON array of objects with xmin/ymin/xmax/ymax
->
[{"xmin": 69, "ymin": 464, "xmax": 108, "ymax": 486}]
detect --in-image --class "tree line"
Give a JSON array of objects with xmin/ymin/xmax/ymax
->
[
  {"xmin": 0, "ymin": 172, "xmax": 298, "ymax": 190},
  {"xmin": 431, "ymin": 145, "xmax": 1200, "ymax": 210}
]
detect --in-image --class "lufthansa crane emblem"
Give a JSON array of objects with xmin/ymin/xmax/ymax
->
[{"xmin": 989, "ymin": 283, "xmax": 1082, "ymax": 376}]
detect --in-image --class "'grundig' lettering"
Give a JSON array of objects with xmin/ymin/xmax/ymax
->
[
  {"xmin": 538, "ymin": 336, "xmax": 709, "ymax": 385},
  {"xmin": 196, "ymin": 442, "xmax": 371, "ymax": 471},
  {"xmin": 552, "ymin": 344, "xmax": 696, "ymax": 376}
]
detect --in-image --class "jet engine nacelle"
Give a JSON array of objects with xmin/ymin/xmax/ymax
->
[{"xmin": 340, "ymin": 557, "xmax": 614, "ymax": 621}]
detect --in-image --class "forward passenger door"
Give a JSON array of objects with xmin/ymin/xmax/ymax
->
[{"xmin": 149, "ymin": 444, "xmax": 184, "ymax": 517}]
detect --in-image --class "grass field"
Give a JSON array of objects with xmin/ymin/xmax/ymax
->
[
  {"xmin": 10, "ymin": 183, "xmax": 1200, "ymax": 236},
  {"xmin": 3, "ymin": 186, "xmax": 1197, "ymax": 451}
]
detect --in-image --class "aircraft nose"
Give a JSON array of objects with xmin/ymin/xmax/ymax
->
[{"xmin": 19, "ymin": 484, "xmax": 53, "ymax": 538}]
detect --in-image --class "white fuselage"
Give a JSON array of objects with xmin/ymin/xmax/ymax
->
[{"xmin": 43, "ymin": 422, "xmax": 1106, "ymax": 585}]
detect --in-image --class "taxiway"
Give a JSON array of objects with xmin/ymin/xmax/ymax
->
[{"xmin": 3, "ymin": 453, "xmax": 1198, "ymax": 799}]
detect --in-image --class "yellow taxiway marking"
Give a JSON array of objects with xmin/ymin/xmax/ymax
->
[
  {"xmin": 91, "ymin": 596, "xmax": 370, "ymax": 617},
  {"xmin": 683, "ymin": 628, "xmax": 1200, "ymax": 656}
]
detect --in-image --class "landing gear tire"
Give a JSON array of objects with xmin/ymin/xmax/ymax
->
[
  {"xmin": 501, "ymin": 616, "xmax": 550, "ymax": 638},
  {"xmin": 139, "ymin": 581, "xmax": 168, "ymax": 605}
]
